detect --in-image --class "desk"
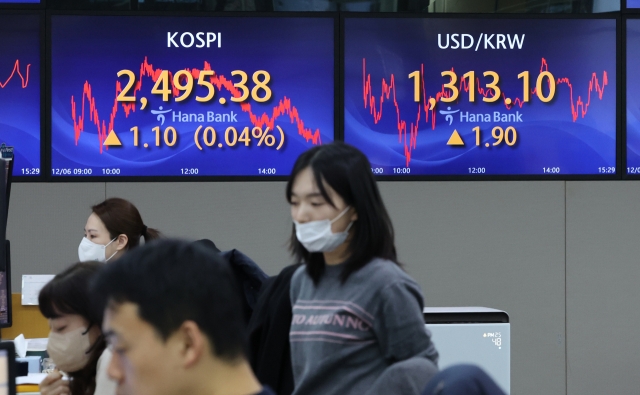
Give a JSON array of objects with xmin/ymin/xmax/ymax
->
[
  {"xmin": 16, "ymin": 383, "xmax": 39, "ymax": 394},
  {"xmin": 16, "ymin": 373, "xmax": 45, "ymax": 394}
]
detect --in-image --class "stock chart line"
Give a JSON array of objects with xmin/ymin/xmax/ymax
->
[
  {"xmin": 71, "ymin": 56, "xmax": 322, "ymax": 153},
  {"xmin": 0, "ymin": 60, "xmax": 30, "ymax": 89},
  {"xmin": 362, "ymin": 58, "xmax": 609, "ymax": 166}
]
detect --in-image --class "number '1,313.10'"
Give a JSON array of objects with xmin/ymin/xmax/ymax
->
[{"xmin": 408, "ymin": 70, "xmax": 556, "ymax": 103}]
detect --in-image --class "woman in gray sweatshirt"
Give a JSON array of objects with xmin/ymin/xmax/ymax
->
[{"xmin": 287, "ymin": 142, "xmax": 439, "ymax": 395}]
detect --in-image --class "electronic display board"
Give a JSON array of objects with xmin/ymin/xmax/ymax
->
[
  {"xmin": 627, "ymin": 18, "xmax": 640, "ymax": 174},
  {"xmin": 0, "ymin": 13, "xmax": 41, "ymax": 177},
  {"xmin": 50, "ymin": 15, "xmax": 335, "ymax": 178},
  {"xmin": 628, "ymin": 0, "xmax": 640, "ymax": 8},
  {"xmin": 343, "ymin": 17, "xmax": 617, "ymax": 177}
]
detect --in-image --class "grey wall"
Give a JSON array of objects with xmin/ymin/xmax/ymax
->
[{"xmin": 6, "ymin": 180, "xmax": 638, "ymax": 394}]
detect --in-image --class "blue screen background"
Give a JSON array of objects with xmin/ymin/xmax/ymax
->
[
  {"xmin": 344, "ymin": 18, "xmax": 617, "ymax": 176},
  {"xmin": 628, "ymin": 0, "xmax": 640, "ymax": 8},
  {"xmin": 626, "ymin": 19, "xmax": 640, "ymax": 172},
  {"xmin": 51, "ymin": 15, "xmax": 334, "ymax": 177},
  {"xmin": 0, "ymin": 14, "xmax": 40, "ymax": 177}
]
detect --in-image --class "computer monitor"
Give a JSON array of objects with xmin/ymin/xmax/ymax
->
[
  {"xmin": 0, "ymin": 160, "xmax": 12, "ymax": 328},
  {"xmin": 2, "ymin": 160, "xmax": 11, "ymax": 218},
  {"xmin": 0, "ymin": 242, "xmax": 12, "ymax": 328},
  {"xmin": 0, "ymin": 341, "xmax": 16, "ymax": 395},
  {"xmin": 0, "ymin": 160, "xmax": 6, "ymax": 267}
]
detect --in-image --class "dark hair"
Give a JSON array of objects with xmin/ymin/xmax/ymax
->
[
  {"xmin": 39, "ymin": 262, "xmax": 106, "ymax": 395},
  {"xmin": 286, "ymin": 142, "xmax": 398, "ymax": 284},
  {"xmin": 91, "ymin": 197, "xmax": 161, "ymax": 250},
  {"xmin": 91, "ymin": 239, "xmax": 246, "ymax": 362}
]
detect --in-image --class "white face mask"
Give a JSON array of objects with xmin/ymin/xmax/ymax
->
[
  {"xmin": 46, "ymin": 326, "xmax": 93, "ymax": 373},
  {"xmin": 78, "ymin": 237, "xmax": 117, "ymax": 262},
  {"xmin": 294, "ymin": 206, "xmax": 354, "ymax": 253}
]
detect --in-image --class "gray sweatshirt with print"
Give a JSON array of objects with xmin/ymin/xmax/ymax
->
[{"xmin": 289, "ymin": 258, "xmax": 439, "ymax": 395}]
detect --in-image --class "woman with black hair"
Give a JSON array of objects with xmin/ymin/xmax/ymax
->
[
  {"xmin": 79, "ymin": 198, "xmax": 161, "ymax": 263},
  {"xmin": 38, "ymin": 262, "xmax": 116, "ymax": 395},
  {"xmin": 287, "ymin": 142, "xmax": 438, "ymax": 395}
]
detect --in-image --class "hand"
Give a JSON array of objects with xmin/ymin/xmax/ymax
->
[{"xmin": 39, "ymin": 371, "xmax": 70, "ymax": 395}]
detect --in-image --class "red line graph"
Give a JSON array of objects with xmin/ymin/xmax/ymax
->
[
  {"xmin": 0, "ymin": 60, "xmax": 30, "ymax": 89},
  {"xmin": 362, "ymin": 58, "xmax": 609, "ymax": 166},
  {"xmin": 71, "ymin": 56, "xmax": 322, "ymax": 153}
]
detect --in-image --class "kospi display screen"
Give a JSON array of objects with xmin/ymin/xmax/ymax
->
[
  {"xmin": 0, "ymin": 13, "xmax": 41, "ymax": 177},
  {"xmin": 627, "ymin": 19, "xmax": 640, "ymax": 174},
  {"xmin": 343, "ymin": 17, "xmax": 617, "ymax": 177},
  {"xmin": 50, "ymin": 15, "xmax": 334, "ymax": 178}
]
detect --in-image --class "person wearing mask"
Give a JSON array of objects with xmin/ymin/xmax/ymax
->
[
  {"xmin": 38, "ymin": 262, "xmax": 116, "ymax": 395},
  {"xmin": 79, "ymin": 197, "xmax": 161, "ymax": 262},
  {"xmin": 91, "ymin": 239, "xmax": 274, "ymax": 395},
  {"xmin": 287, "ymin": 142, "xmax": 439, "ymax": 395}
]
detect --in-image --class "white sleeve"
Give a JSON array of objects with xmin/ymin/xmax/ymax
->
[{"xmin": 93, "ymin": 348, "xmax": 118, "ymax": 395}]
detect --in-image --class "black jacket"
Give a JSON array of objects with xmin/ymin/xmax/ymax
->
[
  {"xmin": 194, "ymin": 239, "xmax": 268, "ymax": 324},
  {"xmin": 247, "ymin": 264, "xmax": 302, "ymax": 395}
]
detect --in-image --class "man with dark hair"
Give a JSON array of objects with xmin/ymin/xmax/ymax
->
[{"xmin": 92, "ymin": 239, "xmax": 273, "ymax": 395}]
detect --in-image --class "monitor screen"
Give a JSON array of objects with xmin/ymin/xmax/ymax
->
[
  {"xmin": 1, "ymin": 159, "xmax": 10, "ymax": 218},
  {"xmin": 0, "ymin": 268, "xmax": 9, "ymax": 328},
  {"xmin": 0, "ymin": 348, "xmax": 8, "ymax": 395},
  {"xmin": 50, "ymin": 15, "xmax": 335, "ymax": 178},
  {"xmin": 343, "ymin": 17, "xmax": 617, "ymax": 176},
  {"xmin": 0, "ymin": 161, "xmax": 9, "ymax": 329},
  {"xmin": 0, "ymin": 342, "xmax": 15, "ymax": 395},
  {"xmin": 0, "ymin": 13, "xmax": 41, "ymax": 177},
  {"xmin": 627, "ymin": 19, "xmax": 640, "ymax": 174},
  {"xmin": 628, "ymin": 0, "xmax": 640, "ymax": 8}
]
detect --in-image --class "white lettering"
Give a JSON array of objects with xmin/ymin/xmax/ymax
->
[
  {"xmin": 438, "ymin": 33, "xmax": 449, "ymax": 49},
  {"xmin": 180, "ymin": 32, "xmax": 194, "ymax": 48},
  {"xmin": 438, "ymin": 33, "xmax": 524, "ymax": 50},
  {"xmin": 508, "ymin": 34, "xmax": 525, "ymax": 49},
  {"xmin": 196, "ymin": 32, "xmax": 206, "ymax": 48},
  {"xmin": 484, "ymin": 34, "xmax": 495, "ymax": 49},
  {"xmin": 167, "ymin": 32, "xmax": 178, "ymax": 47},
  {"xmin": 461, "ymin": 34, "xmax": 474, "ymax": 49},
  {"xmin": 207, "ymin": 32, "xmax": 217, "ymax": 48},
  {"xmin": 450, "ymin": 34, "xmax": 460, "ymax": 49},
  {"xmin": 460, "ymin": 112, "xmax": 492, "ymax": 122},
  {"xmin": 168, "ymin": 32, "xmax": 220, "ymax": 48}
]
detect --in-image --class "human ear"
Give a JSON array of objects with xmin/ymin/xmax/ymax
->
[
  {"xmin": 116, "ymin": 234, "xmax": 129, "ymax": 251},
  {"xmin": 175, "ymin": 321, "xmax": 205, "ymax": 369}
]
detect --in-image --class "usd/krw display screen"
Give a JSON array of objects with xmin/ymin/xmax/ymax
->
[
  {"xmin": 51, "ymin": 15, "xmax": 334, "ymax": 177},
  {"xmin": 0, "ymin": 13, "xmax": 40, "ymax": 177},
  {"xmin": 627, "ymin": 19, "xmax": 640, "ymax": 174},
  {"xmin": 344, "ymin": 17, "xmax": 617, "ymax": 176}
]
